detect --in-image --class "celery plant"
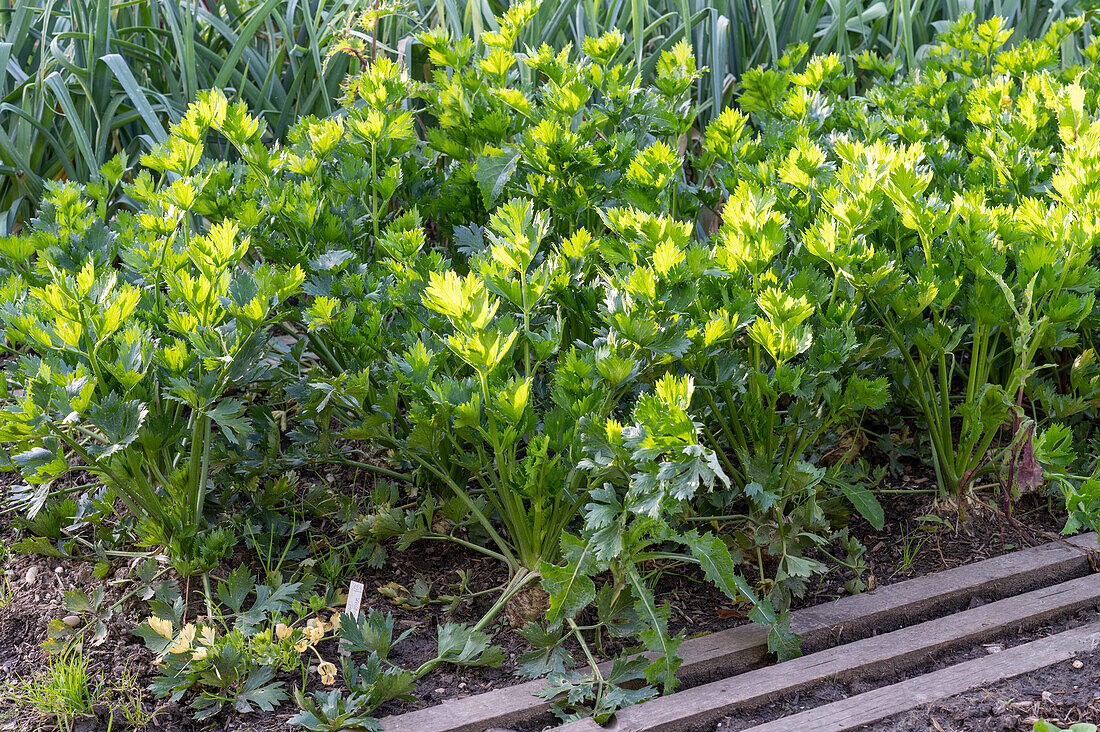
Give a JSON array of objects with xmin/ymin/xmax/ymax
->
[{"xmin": 0, "ymin": 96, "xmax": 303, "ymax": 564}]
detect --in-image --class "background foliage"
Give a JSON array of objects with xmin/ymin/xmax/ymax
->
[{"xmin": 2, "ymin": 0, "xmax": 1091, "ymax": 233}]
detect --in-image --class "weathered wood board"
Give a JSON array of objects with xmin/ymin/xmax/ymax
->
[
  {"xmin": 741, "ymin": 621, "xmax": 1100, "ymax": 732},
  {"xmin": 554, "ymin": 572, "xmax": 1100, "ymax": 732}
]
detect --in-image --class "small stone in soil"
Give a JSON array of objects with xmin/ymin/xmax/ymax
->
[
  {"xmin": 63, "ymin": 615, "xmax": 81, "ymax": 627},
  {"xmin": 24, "ymin": 566, "xmax": 38, "ymax": 584},
  {"xmin": 1073, "ymin": 660, "xmax": 1084, "ymax": 669},
  {"xmin": 984, "ymin": 643, "xmax": 1004, "ymax": 654}
]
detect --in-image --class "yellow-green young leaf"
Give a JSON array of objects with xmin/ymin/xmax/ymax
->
[
  {"xmin": 167, "ymin": 310, "xmax": 199, "ymax": 337},
  {"xmin": 349, "ymin": 109, "xmax": 386, "ymax": 144},
  {"xmin": 287, "ymin": 154, "xmax": 318, "ymax": 177},
  {"xmin": 778, "ymin": 136, "xmax": 829, "ymax": 193},
  {"xmin": 627, "ymin": 141, "xmax": 679, "ymax": 190},
  {"xmin": 454, "ymin": 393, "xmax": 481, "ymax": 430},
  {"xmin": 276, "ymin": 266, "xmax": 305, "ymax": 301},
  {"xmin": 480, "ymin": 48, "xmax": 516, "ymax": 81},
  {"xmin": 496, "ymin": 378, "xmax": 531, "ymax": 423},
  {"xmin": 158, "ymin": 339, "xmax": 195, "ymax": 375},
  {"xmin": 561, "ymin": 228, "xmax": 595, "ymax": 259},
  {"xmin": 704, "ymin": 107, "xmax": 749, "ymax": 160},
  {"xmin": 653, "ymin": 240, "xmax": 684, "ymax": 276},
  {"xmin": 8, "ymin": 316, "xmax": 51, "ymax": 351},
  {"xmin": 583, "ymin": 29, "xmax": 625, "ymax": 66},
  {"xmin": 417, "ymin": 27, "xmax": 465, "ymax": 68},
  {"xmin": 453, "ymin": 329, "xmax": 517, "ymax": 375},
  {"xmin": 804, "ymin": 218, "xmax": 838, "ymax": 262},
  {"xmin": 305, "ymin": 297, "xmax": 339, "ymax": 329},
  {"xmin": 892, "ymin": 277, "xmax": 939, "ymax": 319},
  {"xmin": 596, "ymin": 355, "xmax": 635, "ymax": 387},
  {"xmin": 718, "ymin": 183, "xmax": 787, "ymax": 274},
  {"xmin": 164, "ymin": 179, "xmax": 196, "ymax": 211},
  {"xmin": 423, "ymin": 270, "xmax": 469, "ymax": 320},
  {"xmin": 219, "ymin": 100, "xmax": 263, "ymax": 148},
  {"xmin": 234, "ymin": 295, "xmax": 268, "ymax": 325},
  {"xmin": 500, "ymin": 0, "xmax": 538, "ymax": 32},
  {"xmin": 464, "ymin": 283, "xmax": 500, "ymax": 332},
  {"xmin": 99, "ymin": 285, "xmax": 141, "ymax": 338},
  {"xmin": 757, "ymin": 286, "xmax": 813, "ymax": 327},
  {"xmin": 55, "ymin": 320, "xmax": 83, "ymax": 350},
  {"xmin": 398, "ymin": 341, "xmax": 435, "ymax": 384},
  {"xmin": 76, "ymin": 260, "xmax": 95, "ymax": 298},
  {"xmin": 604, "ymin": 418, "xmax": 624, "ymax": 445},
  {"xmin": 0, "ymin": 235, "xmax": 38, "ymax": 263},
  {"xmin": 99, "ymin": 153, "xmax": 126, "ymax": 187},
  {"xmin": 703, "ymin": 313, "xmax": 730, "ymax": 346},
  {"xmin": 39, "ymin": 283, "xmax": 74, "ymax": 320},
  {"xmin": 206, "ymin": 220, "xmax": 247, "ymax": 267},
  {"xmin": 490, "ymin": 87, "xmax": 533, "ymax": 117},
  {"xmin": 488, "ymin": 198, "xmax": 545, "ymax": 273},
  {"xmin": 655, "ymin": 373, "xmax": 694, "ymax": 411},
  {"xmin": 625, "ymin": 266, "xmax": 657, "ymax": 300},
  {"xmin": 790, "ymin": 54, "xmax": 848, "ymax": 91},
  {"xmin": 194, "ymin": 89, "xmax": 228, "ymax": 130},
  {"xmin": 307, "ymin": 118, "xmax": 344, "ymax": 157},
  {"xmin": 168, "ymin": 271, "xmax": 220, "ymax": 325},
  {"xmin": 655, "ymin": 39, "xmax": 699, "ymax": 98},
  {"xmin": 69, "ymin": 375, "xmax": 96, "ymax": 413},
  {"xmin": 545, "ymin": 77, "xmax": 593, "ymax": 117},
  {"xmin": 749, "ymin": 319, "xmax": 813, "ymax": 365}
]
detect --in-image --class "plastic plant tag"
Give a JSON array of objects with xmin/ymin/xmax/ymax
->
[{"xmin": 346, "ymin": 580, "xmax": 364, "ymax": 619}]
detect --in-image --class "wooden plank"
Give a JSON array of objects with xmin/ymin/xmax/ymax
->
[
  {"xmin": 742, "ymin": 621, "xmax": 1100, "ymax": 732},
  {"xmin": 554, "ymin": 571, "xmax": 1100, "ymax": 732},
  {"xmin": 379, "ymin": 533, "xmax": 1097, "ymax": 732},
  {"xmin": 683, "ymin": 532, "xmax": 1098, "ymax": 676}
]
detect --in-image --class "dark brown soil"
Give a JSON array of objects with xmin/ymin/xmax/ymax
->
[{"xmin": 872, "ymin": 648, "xmax": 1100, "ymax": 731}]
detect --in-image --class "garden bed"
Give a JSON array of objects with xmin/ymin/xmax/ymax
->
[{"xmin": 2, "ymin": 4, "xmax": 1100, "ymax": 731}]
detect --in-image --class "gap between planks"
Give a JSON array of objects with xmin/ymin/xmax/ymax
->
[
  {"xmin": 378, "ymin": 533, "xmax": 1098, "ymax": 732},
  {"xmin": 740, "ymin": 620, "xmax": 1100, "ymax": 732},
  {"xmin": 554, "ymin": 571, "xmax": 1100, "ymax": 732}
]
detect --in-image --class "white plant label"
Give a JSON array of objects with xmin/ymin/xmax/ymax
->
[{"xmin": 345, "ymin": 580, "xmax": 364, "ymax": 619}]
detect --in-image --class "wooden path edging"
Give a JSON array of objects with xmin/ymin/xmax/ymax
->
[
  {"xmin": 378, "ymin": 533, "xmax": 1097, "ymax": 732},
  {"xmin": 740, "ymin": 620, "xmax": 1100, "ymax": 732},
  {"xmin": 554, "ymin": 571, "xmax": 1100, "ymax": 732}
]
